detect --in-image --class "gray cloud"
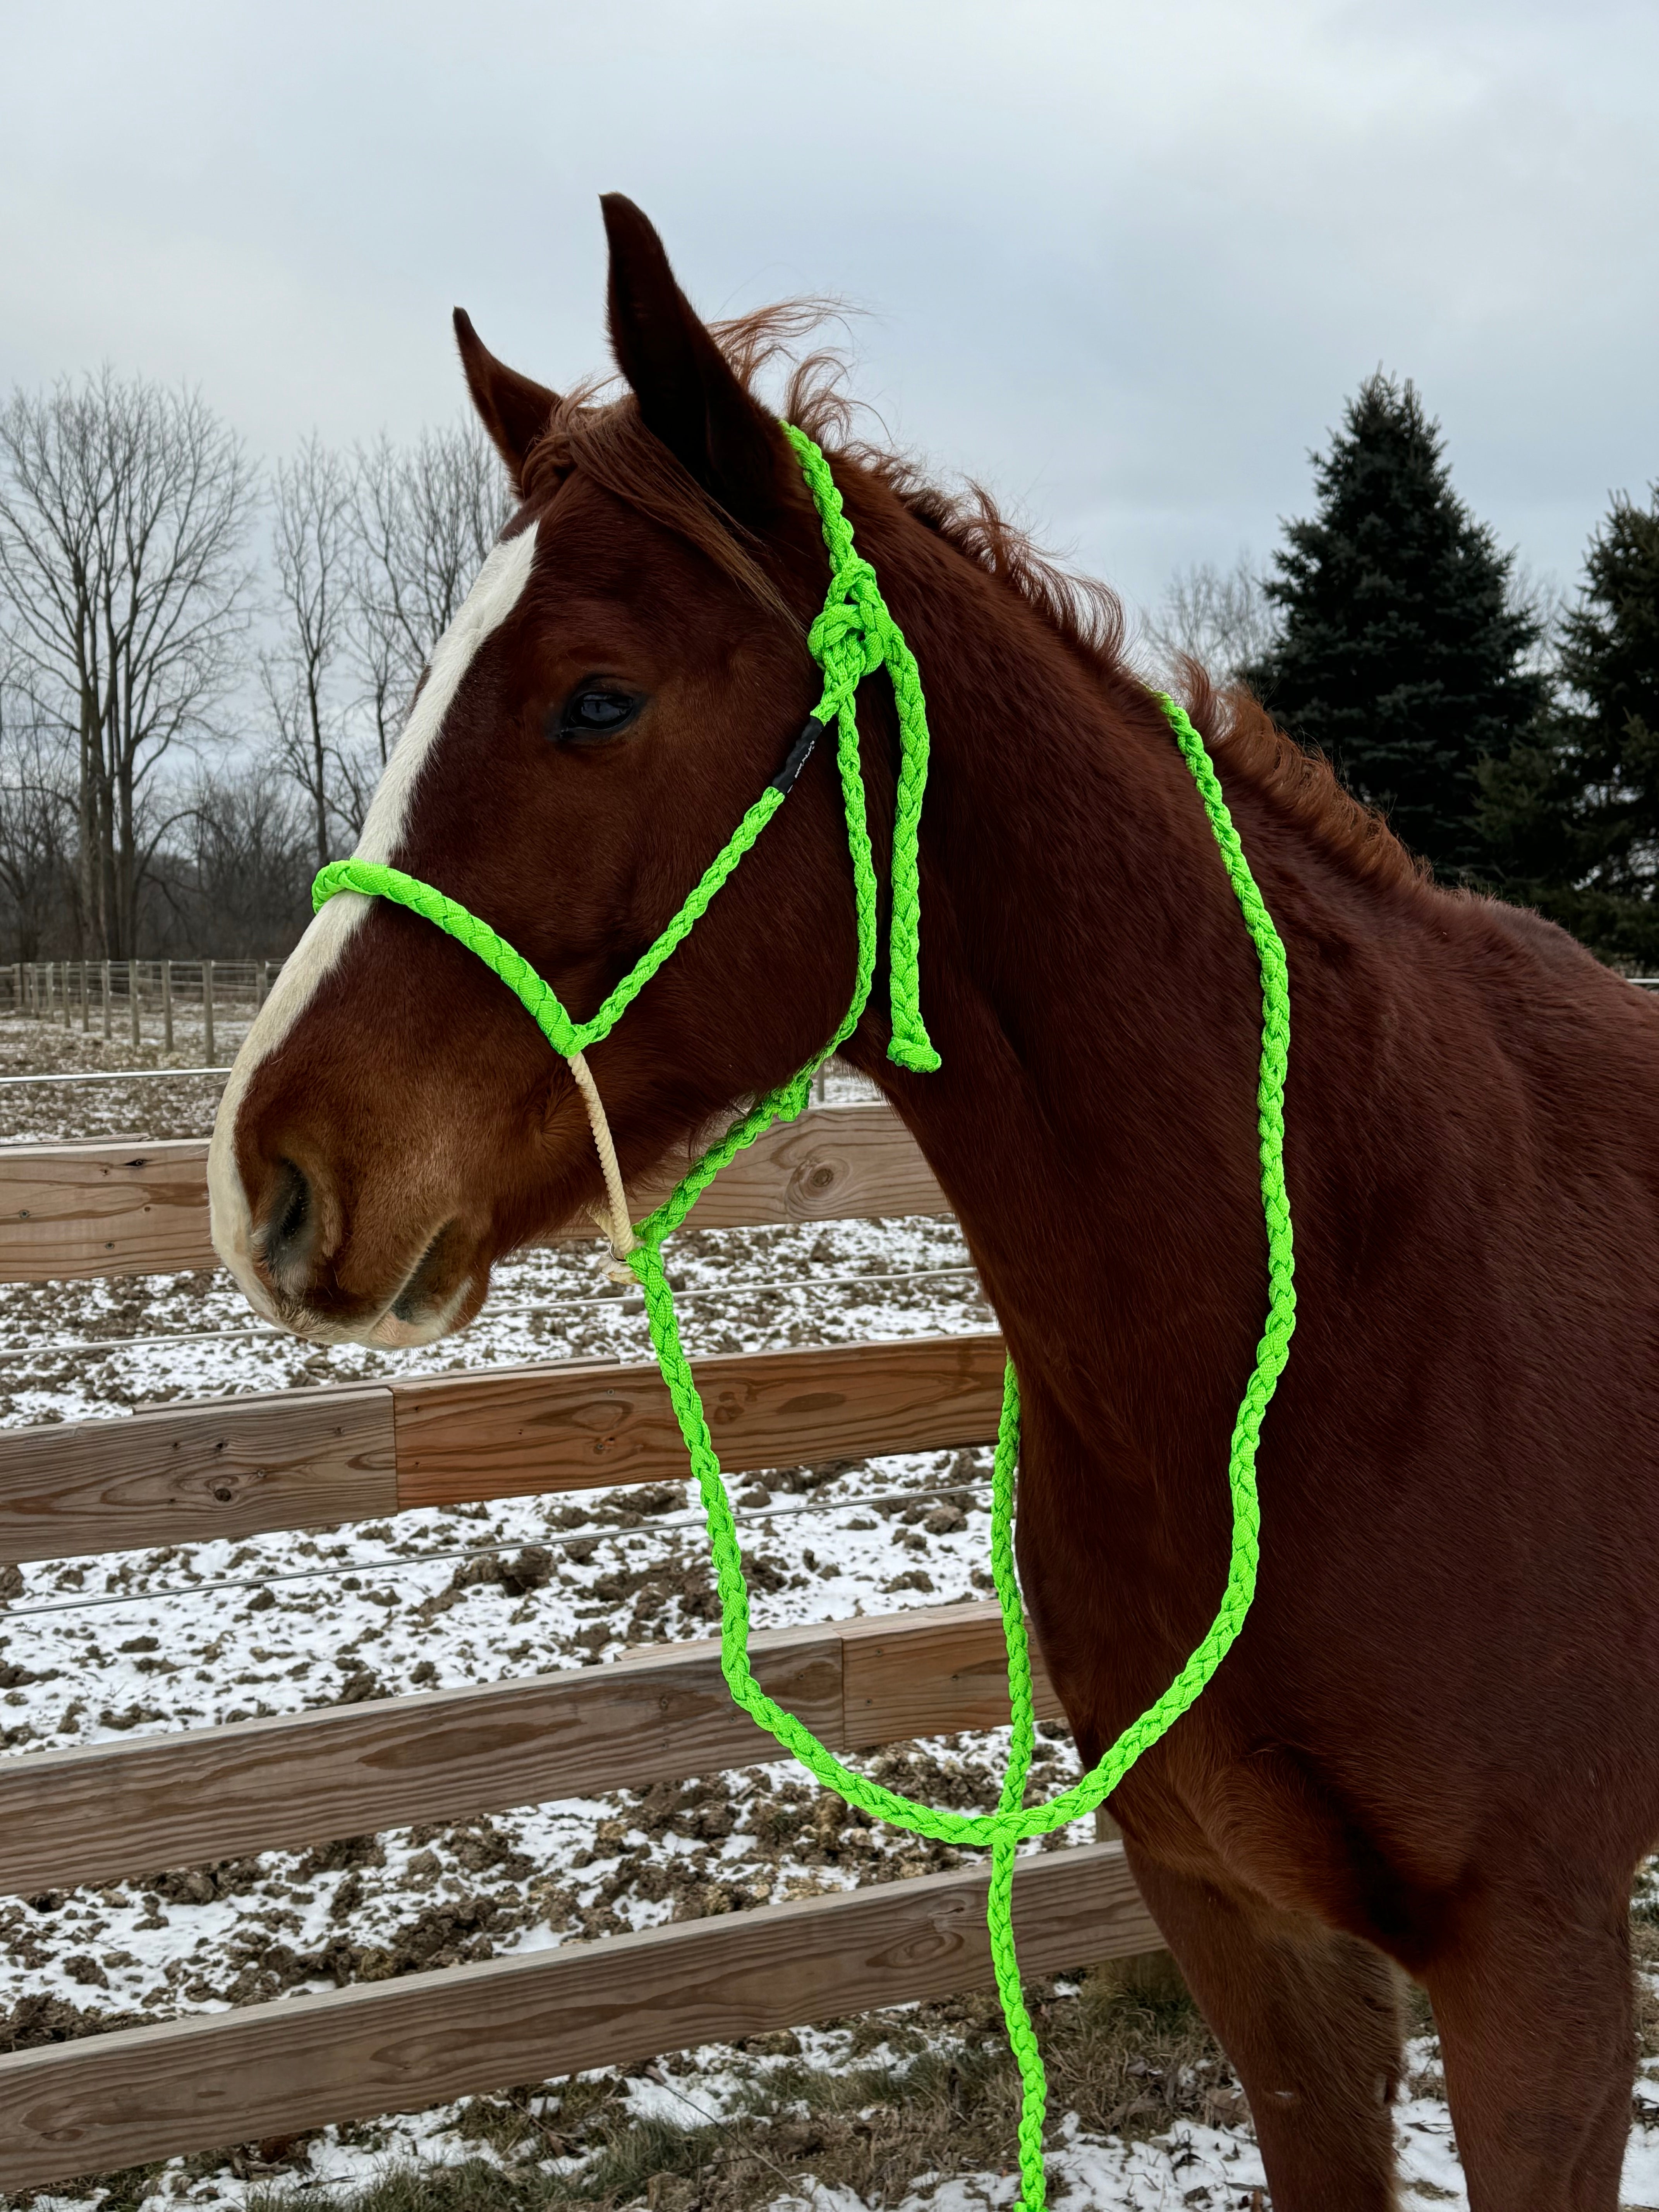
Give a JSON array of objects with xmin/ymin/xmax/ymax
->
[{"xmin": 3, "ymin": 0, "xmax": 1653, "ymax": 610}]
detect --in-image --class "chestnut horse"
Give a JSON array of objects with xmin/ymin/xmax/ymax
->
[{"xmin": 210, "ymin": 197, "xmax": 1659, "ymax": 2209}]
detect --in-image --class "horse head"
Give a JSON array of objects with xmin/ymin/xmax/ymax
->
[{"xmin": 209, "ymin": 198, "xmax": 875, "ymax": 1344}]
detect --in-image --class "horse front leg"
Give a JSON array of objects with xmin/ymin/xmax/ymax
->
[
  {"xmin": 1420, "ymin": 1862, "xmax": 1635, "ymax": 2212},
  {"xmin": 1123, "ymin": 1841, "xmax": 1405, "ymax": 2210}
]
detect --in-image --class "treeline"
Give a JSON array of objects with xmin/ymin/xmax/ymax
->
[
  {"xmin": 1148, "ymin": 372, "xmax": 1659, "ymax": 967},
  {"xmin": 2, "ymin": 363, "xmax": 1656, "ymax": 967},
  {"xmin": 0, "ymin": 369, "xmax": 508, "ymax": 961}
]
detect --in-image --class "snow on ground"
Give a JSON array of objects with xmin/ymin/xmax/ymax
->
[
  {"xmin": 3, "ymin": 1015, "xmax": 1659, "ymax": 2209},
  {"xmin": 0, "ymin": 1008, "xmax": 247, "ymax": 1144}
]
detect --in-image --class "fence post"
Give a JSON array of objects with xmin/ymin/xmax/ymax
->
[
  {"xmin": 128, "ymin": 962, "xmax": 139, "ymax": 1050},
  {"xmin": 10, "ymin": 963, "xmax": 18, "ymax": 1020},
  {"xmin": 162, "ymin": 960, "xmax": 173, "ymax": 1055},
  {"xmin": 257, "ymin": 959, "xmax": 269, "ymax": 1009},
  {"xmin": 62, "ymin": 960, "xmax": 71, "ymax": 1031},
  {"xmin": 79, "ymin": 960, "xmax": 89, "ymax": 1034},
  {"xmin": 101, "ymin": 960, "xmax": 111, "ymax": 1042},
  {"xmin": 203, "ymin": 958, "xmax": 215, "ymax": 1065}
]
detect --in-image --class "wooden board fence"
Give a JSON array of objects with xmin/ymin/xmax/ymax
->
[
  {"xmin": 0, "ymin": 1841, "xmax": 1157, "ymax": 2191},
  {"xmin": 0, "ymin": 1103, "xmax": 946, "ymax": 1283},
  {"xmin": 0, "ymin": 1331, "xmax": 1006, "ymax": 1562},
  {"xmin": 0, "ymin": 1099, "xmax": 1159, "ymax": 2191},
  {"xmin": 0, "ymin": 1601, "xmax": 1061, "ymax": 1899}
]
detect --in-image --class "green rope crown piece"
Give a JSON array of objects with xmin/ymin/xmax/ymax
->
[{"xmin": 313, "ymin": 425, "xmax": 1295, "ymax": 2212}]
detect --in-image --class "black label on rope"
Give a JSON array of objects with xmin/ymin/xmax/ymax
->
[{"xmin": 770, "ymin": 716, "xmax": 824, "ymax": 795}]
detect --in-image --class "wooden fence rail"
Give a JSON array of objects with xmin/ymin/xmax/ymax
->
[
  {"xmin": 0, "ymin": 1330, "xmax": 1005, "ymax": 1563},
  {"xmin": 0, "ymin": 1103, "xmax": 945, "ymax": 1283},
  {"xmin": 0, "ymin": 1840, "xmax": 1156, "ymax": 2192},
  {"xmin": 0, "ymin": 1601, "xmax": 1061, "ymax": 1900}
]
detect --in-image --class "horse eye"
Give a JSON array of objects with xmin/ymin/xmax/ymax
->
[{"xmin": 553, "ymin": 687, "xmax": 643, "ymax": 744}]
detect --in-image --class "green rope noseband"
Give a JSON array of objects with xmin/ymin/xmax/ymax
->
[{"xmin": 313, "ymin": 425, "xmax": 1295, "ymax": 2212}]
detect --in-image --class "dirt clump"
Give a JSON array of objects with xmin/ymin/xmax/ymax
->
[{"xmin": 0, "ymin": 1990, "xmax": 149, "ymax": 2049}]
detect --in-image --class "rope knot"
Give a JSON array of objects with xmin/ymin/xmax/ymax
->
[{"xmin": 807, "ymin": 555, "xmax": 888, "ymax": 713}]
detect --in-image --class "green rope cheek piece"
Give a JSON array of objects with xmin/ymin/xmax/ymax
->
[{"xmin": 313, "ymin": 423, "xmax": 1296, "ymax": 2212}]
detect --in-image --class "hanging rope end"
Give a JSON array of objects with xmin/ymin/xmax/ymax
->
[{"xmin": 887, "ymin": 1031, "xmax": 941, "ymax": 1075}]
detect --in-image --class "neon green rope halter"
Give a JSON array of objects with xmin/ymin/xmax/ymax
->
[{"xmin": 313, "ymin": 423, "xmax": 1295, "ymax": 2212}]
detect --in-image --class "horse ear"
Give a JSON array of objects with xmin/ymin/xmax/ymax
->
[
  {"xmin": 452, "ymin": 309, "xmax": 559, "ymax": 495},
  {"xmin": 599, "ymin": 194, "xmax": 781, "ymax": 526}
]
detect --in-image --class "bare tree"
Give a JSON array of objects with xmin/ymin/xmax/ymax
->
[
  {"xmin": 261, "ymin": 436, "xmax": 359, "ymax": 869},
  {"xmin": 349, "ymin": 420, "xmax": 511, "ymax": 759},
  {"xmin": 1143, "ymin": 553, "xmax": 1279, "ymax": 686},
  {"xmin": 0, "ymin": 369, "xmax": 257, "ymax": 957},
  {"xmin": 159, "ymin": 760, "xmax": 313, "ymax": 955},
  {"xmin": 0, "ymin": 656, "xmax": 76, "ymax": 960}
]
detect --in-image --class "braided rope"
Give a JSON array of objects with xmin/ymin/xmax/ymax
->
[
  {"xmin": 311, "ymin": 433, "xmax": 1294, "ymax": 2212},
  {"xmin": 565, "ymin": 1049, "xmax": 637, "ymax": 1261},
  {"xmin": 783, "ymin": 423, "xmax": 940, "ymax": 1073},
  {"xmin": 313, "ymin": 782, "xmax": 790, "ymax": 1061}
]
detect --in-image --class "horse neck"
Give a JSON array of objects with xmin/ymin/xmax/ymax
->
[{"xmin": 834, "ymin": 495, "xmax": 1273, "ymax": 1466}]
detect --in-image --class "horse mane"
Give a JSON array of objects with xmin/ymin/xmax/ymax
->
[
  {"xmin": 523, "ymin": 303, "xmax": 1424, "ymax": 900},
  {"xmin": 1178, "ymin": 670, "xmax": 1428, "ymax": 895}
]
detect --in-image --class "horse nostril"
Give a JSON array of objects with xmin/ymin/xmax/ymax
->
[
  {"xmin": 391, "ymin": 1224, "xmax": 455, "ymax": 1324},
  {"xmin": 261, "ymin": 1158, "xmax": 314, "ymax": 1288}
]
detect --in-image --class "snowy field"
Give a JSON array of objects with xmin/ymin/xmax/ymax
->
[{"xmin": 3, "ymin": 1013, "xmax": 1659, "ymax": 2210}]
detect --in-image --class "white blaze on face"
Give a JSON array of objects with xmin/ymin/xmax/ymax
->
[{"xmin": 208, "ymin": 524, "xmax": 540, "ymax": 1312}]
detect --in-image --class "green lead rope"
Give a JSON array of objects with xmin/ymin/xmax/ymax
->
[{"xmin": 313, "ymin": 424, "xmax": 1295, "ymax": 2212}]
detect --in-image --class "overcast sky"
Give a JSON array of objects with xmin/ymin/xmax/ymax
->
[{"xmin": 3, "ymin": 0, "xmax": 1654, "ymax": 618}]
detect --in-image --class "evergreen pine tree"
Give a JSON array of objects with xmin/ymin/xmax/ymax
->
[
  {"xmin": 1479, "ymin": 484, "xmax": 1659, "ymax": 963},
  {"xmin": 1247, "ymin": 373, "xmax": 1544, "ymax": 877},
  {"xmin": 1556, "ymin": 486, "xmax": 1659, "ymax": 878}
]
